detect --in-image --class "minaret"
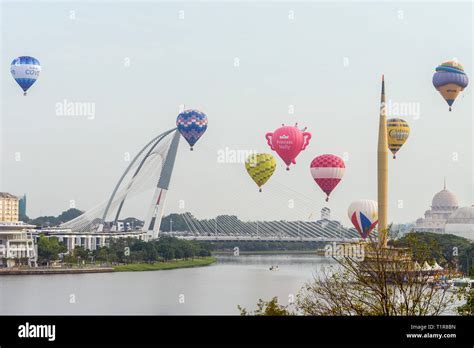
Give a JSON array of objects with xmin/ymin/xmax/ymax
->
[{"xmin": 377, "ymin": 75, "xmax": 389, "ymax": 247}]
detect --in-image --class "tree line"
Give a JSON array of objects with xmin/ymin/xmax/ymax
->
[{"xmin": 37, "ymin": 235, "xmax": 211, "ymax": 266}]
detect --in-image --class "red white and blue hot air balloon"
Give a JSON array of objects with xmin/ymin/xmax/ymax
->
[
  {"xmin": 176, "ymin": 109, "xmax": 208, "ymax": 150},
  {"xmin": 348, "ymin": 200, "xmax": 378, "ymax": 239},
  {"xmin": 310, "ymin": 154, "xmax": 345, "ymax": 202},
  {"xmin": 265, "ymin": 123, "xmax": 311, "ymax": 170},
  {"xmin": 10, "ymin": 56, "xmax": 41, "ymax": 95}
]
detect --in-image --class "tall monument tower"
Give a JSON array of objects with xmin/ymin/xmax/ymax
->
[{"xmin": 377, "ymin": 75, "xmax": 389, "ymax": 246}]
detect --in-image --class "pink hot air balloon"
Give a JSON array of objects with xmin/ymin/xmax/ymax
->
[
  {"xmin": 265, "ymin": 123, "xmax": 312, "ymax": 170},
  {"xmin": 310, "ymin": 154, "xmax": 345, "ymax": 202}
]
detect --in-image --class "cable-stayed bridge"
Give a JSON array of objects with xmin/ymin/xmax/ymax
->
[
  {"xmin": 162, "ymin": 212, "xmax": 364, "ymax": 242},
  {"xmin": 48, "ymin": 127, "xmax": 371, "ymax": 247}
]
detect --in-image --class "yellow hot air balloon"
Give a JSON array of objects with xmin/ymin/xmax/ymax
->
[
  {"xmin": 387, "ymin": 118, "xmax": 410, "ymax": 159},
  {"xmin": 245, "ymin": 153, "xmax": 276, "ymax": 192}
]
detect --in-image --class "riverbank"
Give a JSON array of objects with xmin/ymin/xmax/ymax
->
[
  {"xmin": 113, "ymin": 256, "xmax": 216, "ymax": 272},
  {"xmin": 212, "ymin": 250, "xmax": 319, "ymax": 256},
  {"xmin": 0, "ymin": 267, "xmax": 113, "ymax": 275}
]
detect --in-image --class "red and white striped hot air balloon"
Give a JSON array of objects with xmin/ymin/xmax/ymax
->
[{"xmin": 310, "ymin": 154, "xmax": 345, "ymax": 201}]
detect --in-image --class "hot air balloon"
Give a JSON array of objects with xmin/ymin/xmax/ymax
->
[
  {"xmin": 387, "ymin": 118, "xmax": 410, "ymax": 159},
  {"xmin": 265, "ymin": 123, "xmax": 311, "ymax": 170},
  {"xmin": 176, "ymin": 109, "xmax": 208, "ymax": 150},
  {"xmin": 10, "ymin": 56, "xmax": 41, "ymax": 96},
  {"xmin": 433, "ymin": 60, "xmax": 469, "ymax": 111},
  {"xmin": 310, "ymin": 154, "xmax": 345, "ymax": 201},
  {"xmin": 245, "ymin": 153, "xmax": 276, "ymax": 192},
  {"xmin": 348, "ymin": 200, "xmax": 378, "ymax": 239}
]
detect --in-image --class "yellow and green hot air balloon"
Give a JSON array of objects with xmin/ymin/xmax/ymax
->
[
  {"xmin": 245, "ymin": 153, "xmax": 276, "ymax": 192},
  {"xmin": 387, "ymin": 118, "xmax": 410, "ymax": 159}
]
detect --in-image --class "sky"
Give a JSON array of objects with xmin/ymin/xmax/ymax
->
[{"xmin": 1, "ymin": 1, "xmax": 472, "ymax": 227}]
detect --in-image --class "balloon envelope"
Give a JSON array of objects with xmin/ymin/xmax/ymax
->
[
  {"xmin": 176, "ymin": 109, "xmax": 208, "ymax": 150},
  {"xmin": 348, "ymin": 199, "xmax": 378, "ymax": 239},
  {"xmin": 10, "ymin": 56, "xmax": 41, "ymax": 95},
  {"xmin": 432, "ymin": 60, "xmax": 469, "ymax": 111},
  {"xmin": 387, "ymin": 118, "xmax": 410, "ymax": 159},
  {"xmin": 245, "ymin": 153, "xmax": 276, "ymax": 192},
  {"xmin": 265, "ymin": 124, "xmax": 311, "ymax": 170},
  {"xmin": 310, "ymin": 154, "xmax": 345, "ymax": 201}
]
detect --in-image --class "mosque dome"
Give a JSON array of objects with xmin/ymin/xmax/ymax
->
[{"xmin": 431, "ymin": 189, "xmax": 458, "ymax": 209}]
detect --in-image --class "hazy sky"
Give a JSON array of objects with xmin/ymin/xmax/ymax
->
[{"xmin": 1, "ymin": 1, "xmax": 472, "ymax": 227}]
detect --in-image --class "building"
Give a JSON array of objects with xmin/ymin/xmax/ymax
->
[
  {"xmin": 33, "ymin": 228, "xmax": 147, "ymax": 252},
  {"xmin": 0, "ymin": 222, "xmax": 37, "ymax": 267},
  {"xmin": 444, "ymin": 206, "xmax": 474, "ymax": 241},
  {"xmin": 19, "ymin": 194, "xmax": 27, "ymax": 220},
  {"xmin": 415, "ymin": 181, "xmax": 474, "ymax": 241},
  {"xmin": 321, "ymin": 207, "xmax": 331, "ymax": 220},
  {"xmin": 0, "ymin": 192, "xmax": 19, "ymax": 222},
  {"xmin": 0, "ymin": 192, "xmax": 37, "ymax": 267},
  {"xmin": 415, "ymin": 182, "xmax": 459, "ymax": 233}
]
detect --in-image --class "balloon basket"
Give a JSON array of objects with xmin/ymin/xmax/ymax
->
[
  {"xmin": 190, "ymin": 147, "xmax": 193, "ymax": 151},
  {"xmin": 259, "ymin": 188, "xmax": 262, "ymax": 193}
]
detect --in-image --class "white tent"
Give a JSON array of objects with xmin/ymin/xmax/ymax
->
[
  {"xmin": 413, "ymin": 261, "xmax": 421, "ymax": 271},
  {"xmin": 432, "ymin": 262, "xmax": 444, "ymax": 271},
  {"xmin": 422, "ymin": 261, "xmax": 432, "ymax": 271}
]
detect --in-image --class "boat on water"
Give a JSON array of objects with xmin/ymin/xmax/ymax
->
[
  {"xmin": 451, "ymin": 277, "xmax": 473, "ymax": 287},
  {"xmin": 269, "ymin": 265, "xmax": 279, "ymax": 271}
]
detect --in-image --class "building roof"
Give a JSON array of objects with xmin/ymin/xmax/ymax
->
[
  {"xmin": 446, "ymin": 206, "xmax": 474, "ymax": 224},
  {"xmin": 431, "ymin": 189, "xmax": 458, "ymax": 209},
  {"xmin": 0, "ymin": 192, "xmax": 18, "ymax": 199}
]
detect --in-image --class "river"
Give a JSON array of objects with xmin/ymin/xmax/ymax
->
[{"xmin": 0, "ymin": 254, "xmax": 334, "ymax": 315}]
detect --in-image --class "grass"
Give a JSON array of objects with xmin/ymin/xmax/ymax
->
[{"xmin": 113, "ymin": 256, "xmax": 216, "ymax": 272}]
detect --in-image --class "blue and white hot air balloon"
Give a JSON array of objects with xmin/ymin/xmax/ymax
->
[
  {"xmin": 176, "ymin": 109, "xmax": 208, "ymax": 150},
  {"xmin": 10, "ymin": 56, "xmax": 41, "ymax": 95}
]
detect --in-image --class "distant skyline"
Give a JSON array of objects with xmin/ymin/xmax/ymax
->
[{"xmin": 1, "ymin": 1, "xmax": 472, "ymax": 227}]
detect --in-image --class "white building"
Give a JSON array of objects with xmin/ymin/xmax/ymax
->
[
  {"xmin": 0, "ymin": 222, "xmax": 37, "ymax": 267},
  {"xmin": 415, "ymin": 181, "xmax": 474, "ymax": 241},
  {"xmin": 444, "ymin": 206, "xmax": 474, "ymax": 241},
  {"xmin": 33, "ymin": 228, "xmax": 147, "ymax": 252},
  {"xmin": 415, "ymin": 183, "xmax": 459, "ymax": 233}
]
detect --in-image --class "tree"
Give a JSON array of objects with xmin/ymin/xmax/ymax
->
[
  {"xmin": 242, "ymin": 236, "xmax": 460, "ymax": 316},
  {"xmin": 57, "ymin": 208, "xmax": 84, "ymax": 223},
  {"xmin": 239, "ymin": 297, "xmax": 293, "ymax": 316},
  {"xmin": 30, "ymin": 216, "xmax": 60, "ymax": 228},
  {"xmin": 392, "ymin": 231, "xmax": 472, "ymax": 271},
  {"xmin": 297, "ymin": 239, "xmax": 457, "ymax": 315},
  {"xmin": 37, "ymin": 235, "xmax": 67, "ymax": 265},
  {"xmin": 92, "ymin": 247, "xmax": 110, "ymax": 262},
  {"xmin": 457, "ymin": 288, "xmax": 474, "ymax": 316}
]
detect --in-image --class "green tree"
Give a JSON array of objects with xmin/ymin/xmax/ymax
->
[
  {"xmin": 457, "ymin": 288, "xmax": 474, "ymax": 316},
  {"xmin": 37, "ymin": 235, "xmax": 67, "ymax": 265},
  {"xmin": 57, "ymin": 208, "xmax": 84, "ymax": 223},
  {"xmin": 239, "ymin": 297, "xmax": 293, "ymax": 316}
]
